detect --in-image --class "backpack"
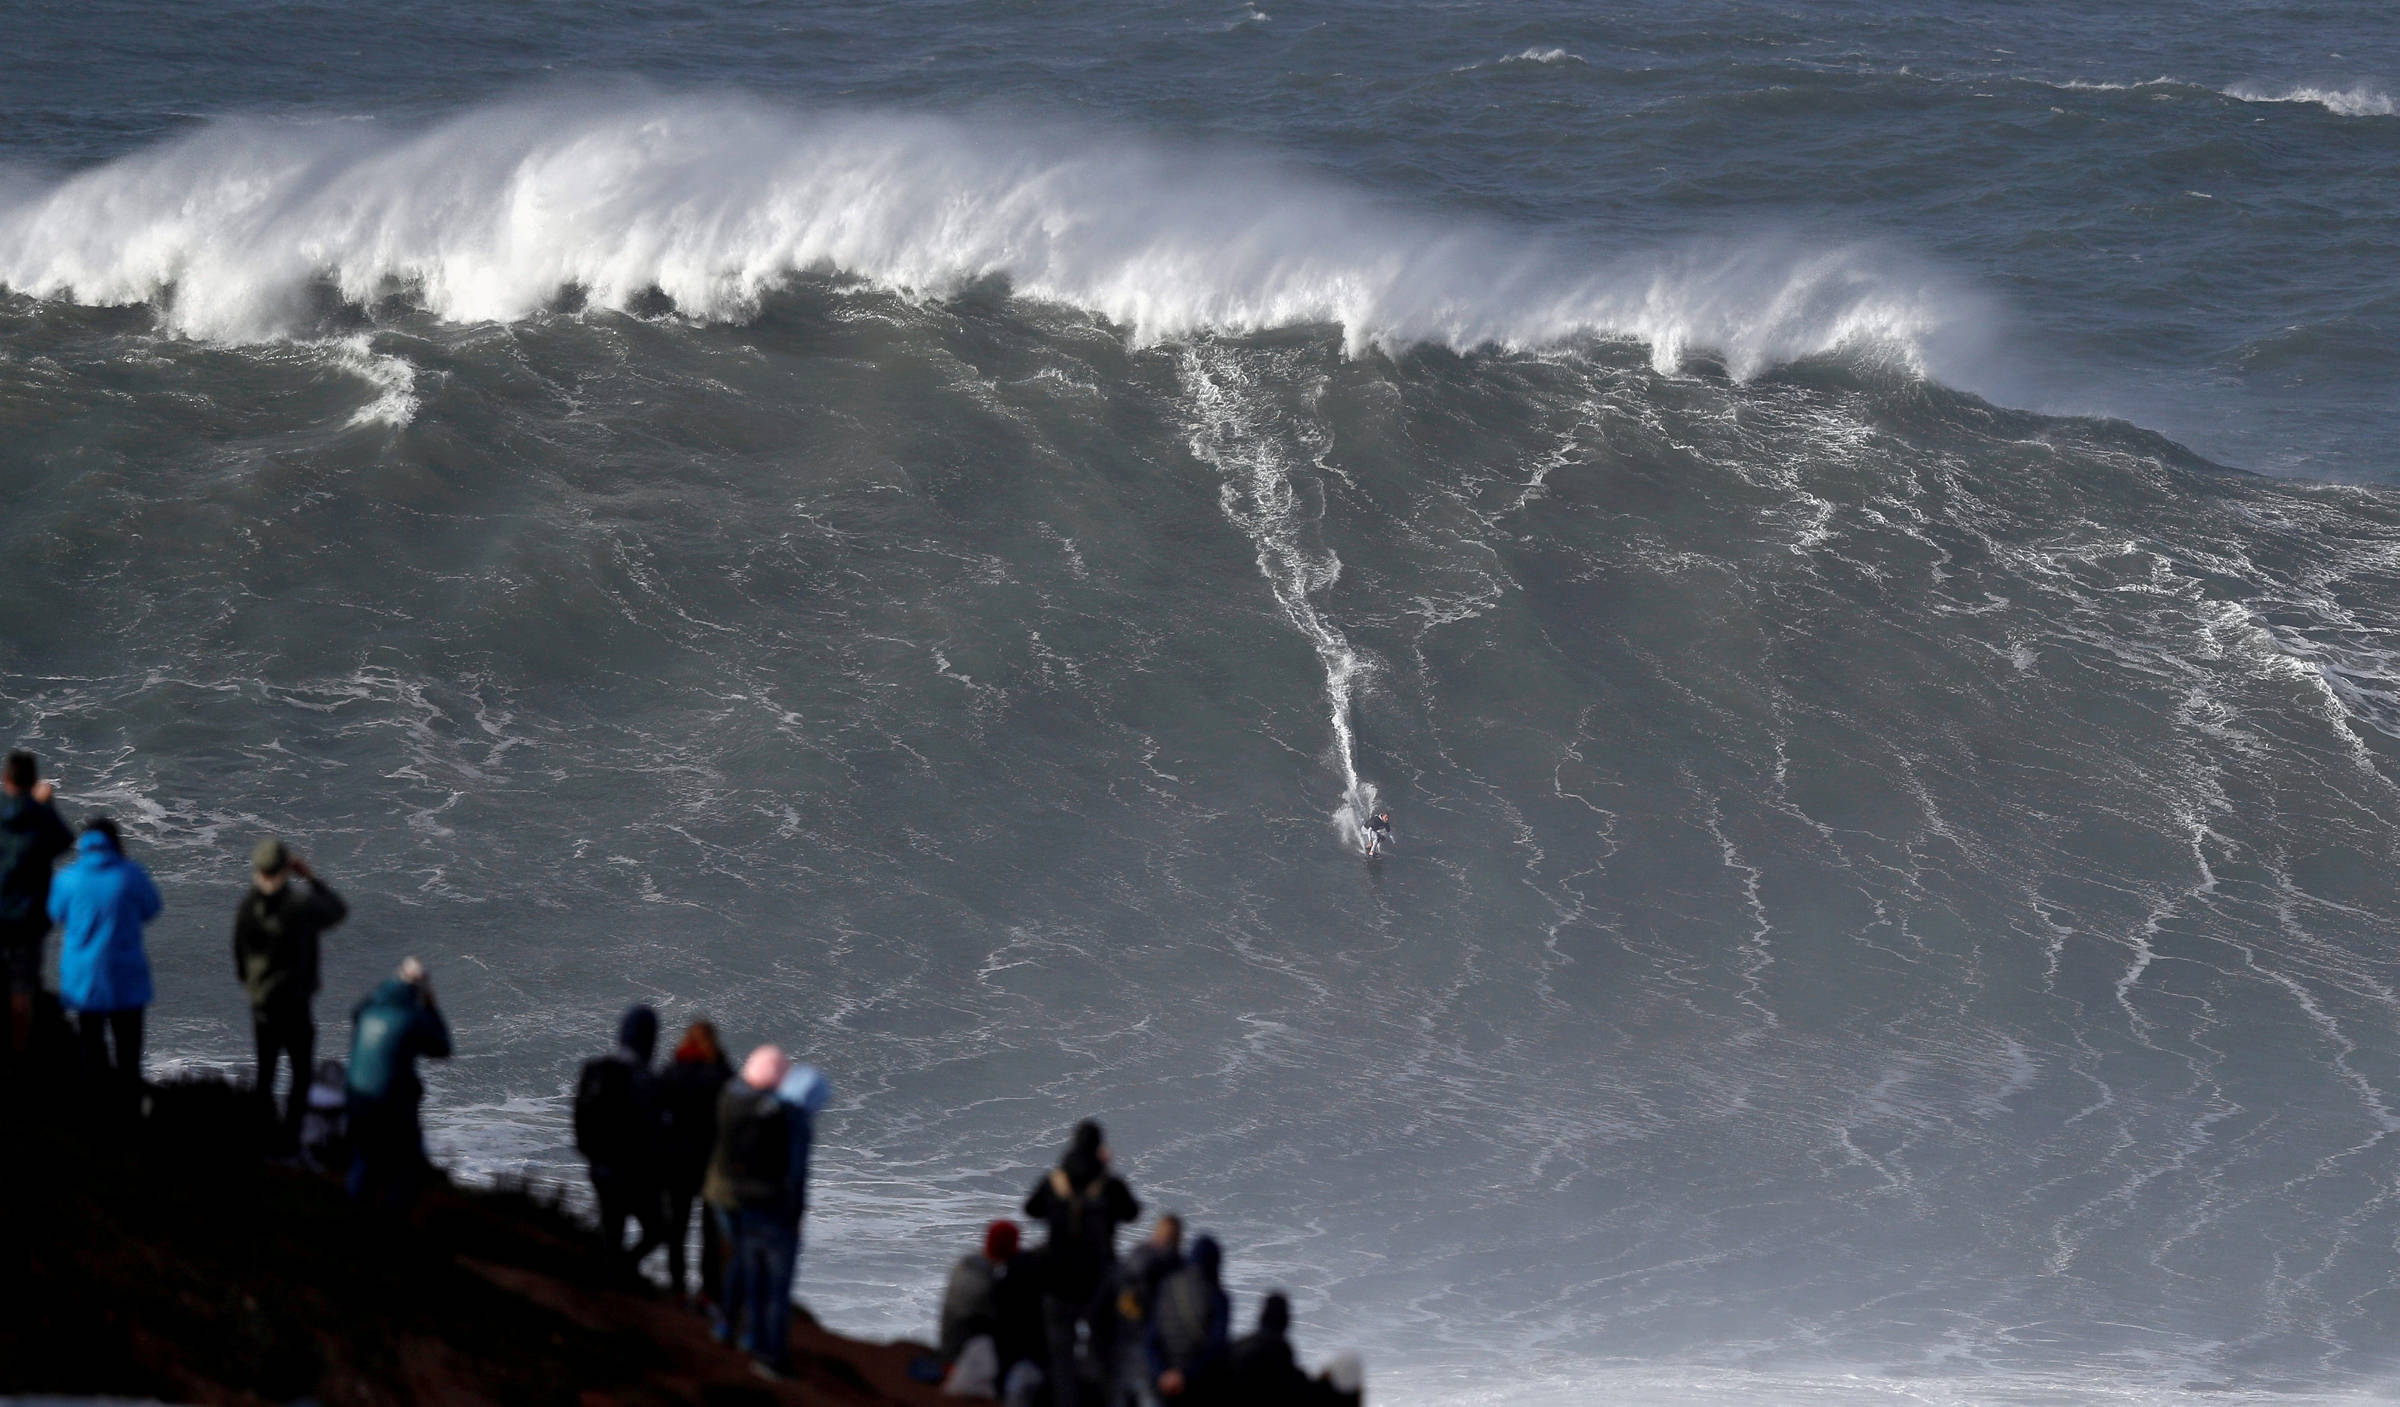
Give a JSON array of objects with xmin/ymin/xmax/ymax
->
[
  {"xmin": 1044, "ymin": 1168, "xmax": 1121, "ymax": 1265},
  {"xmin": 573, "ymin": 1055, "xmax": 644, "ymax": 1167},
  {"xmin": 718, "ymin": 1088, "xmax": 792, "ymax": 1202}
]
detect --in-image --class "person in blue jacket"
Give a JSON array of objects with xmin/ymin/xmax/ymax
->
[
  {"xmin": 346, "ymin": 957, "xmax": 452, "ymax": 1211},
  {"xmin": 48, "ymin": 816, "xmax": 162, "ymax": 1088}
]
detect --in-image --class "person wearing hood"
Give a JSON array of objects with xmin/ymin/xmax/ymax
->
[
  {"xmin": 703, "ymin": 1043, "xmax": 831, "ymax": 1374},
  {"xmin": 575, "ymin": 1003, "xmax": 667, "ymax": 1273},
  {"xmin": 345, "ymin": 958, "xmax": 451, "ymax": 1211},
  {"xmin": 1023, "ymin": 1118, "xmax": 1142, "ymax": 1407},
  {"xmin": 232, "ymin": 837, "xmax": 348, "ymax": 1147},
  {"xmin": 1144, "ymin": 1234, "xmax": 1229, "ymax": 1404},
  {"xmin": 1226, "ymin": 1292, "xmax": 1311, "ymax": 1405},
  {"xmin": 0, "ymin": 750, "xmax": 73, "ymax": 1063},
  {"xmin": 657, "ymin": 1018, "xmax": 734, "ymax": 1305},
  {"xmin": 48, "ymin": 817, "xmax": 162, "ymax": 1090}
]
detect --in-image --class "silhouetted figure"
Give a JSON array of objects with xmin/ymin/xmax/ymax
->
[
  {"xmin": 1023, "ymin": 1118, "xmax": 1142, "ymax": 1407},
  {"xmin": 1145, "ymin": 1234, "xmax": 1228, "ymax": 1404},
  {"xmin": 1113, "ymin": 1214, "xmax": 1185, "ymax": 1407},
  {"xmin": 576, "ymin": 1003, "xmax": 668, "ymax": 1274},
  {"xmin": 657, "ymin": 1018, "xmax": 733, "ymax": 1304},
  {"xmin": 703, "ymin": 1044, "xmax": 831, "ymax": 1375},
  {"xmin": 1227, "ymin": 1292, "xmax": 1310, "ymax": 1405},
  {"xmin": 941, "ymin": 1218, "xmax": 1020, "ymax": 1365},
  {"xmin": 940, "ymin": 1218, "xmax": 1047, "ymax": 1401},
  {"xmin": 49, "ymin": 817, "xmax": 160, "ymax": 1096},
  {"xmin": 0, "ymin": 750, "xmax": 72, "ymax": 1066},
  {"xmin": 298, "ymin": 1058, "xmax": 350, "ymax": 1173},
  {"xmin": 346, "ymin": 958, "xmax": 451, "ymax": 1212},
  {"xmin": 232, "ymin": 837, "xmax": 348, "ymax": 1147}
]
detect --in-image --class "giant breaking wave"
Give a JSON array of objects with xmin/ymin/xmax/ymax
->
[{"xmin": 0, "ymin": 87, "xmax": 1981, "ymax": 380}]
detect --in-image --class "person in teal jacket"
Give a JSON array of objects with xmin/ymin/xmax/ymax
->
[
  {"xmin": 48, "ymin": 817, "xmax": 162, "ymax": 1086},
  {"xmin": 346, "ymin": 958, "xmax": 452, "ymax": 1211}
]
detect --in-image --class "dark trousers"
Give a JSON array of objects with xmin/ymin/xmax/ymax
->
[
  {"xmin": 251, "ymin": 1000, "xmax": 314, "ymax": 1143},
  {"xmin": 347, "ymin": 1095, "xmax": 426, "ymax": 1213},
  {"xmin": 1043, "ymin": 1287, "xmax": 1116, "ymax": 1407},
  {"xmin": 74, "ymin": 1007, "xmax": 143, "ymax": 1083},
  {"xmin": 714, "ymin": 1206, "xmax": 800, "ymax": 1372},
  {"xmin": 665, "ymin": 1187, "xmax": 722, "ymax": 1302},
  {"xmin": 591, "ymin": 1167, "xmax": 669, "ymax": 1269}
]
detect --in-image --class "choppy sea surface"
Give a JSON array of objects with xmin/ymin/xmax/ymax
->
[{"xmin": 10, "ymin": 3, "xmax": 2400, "ymax": 1403}]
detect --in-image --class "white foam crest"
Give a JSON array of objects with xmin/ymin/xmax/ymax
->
[
  {"xmin": 0, "ymin": 89, "xmax": 1975, "ymax": 379},
  {"xmin": 1502, "ymin": 47, "xmax": 1584, "ymax": 66},
  {"xmin": 2224, "ymin": 82, "xmax": 2397, "ymax": 117},
  {"xmin": 325, "ymin": 334, "xmax": 419, "ymax": 428}
]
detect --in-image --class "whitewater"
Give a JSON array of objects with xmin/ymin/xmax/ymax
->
[{"xmin": 13, "ymin": 4, "xmax": 2400, "ymax": 1405}]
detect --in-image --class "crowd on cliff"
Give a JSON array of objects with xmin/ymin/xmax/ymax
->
[{"xmin": 0, "ymin": 746, "xmax": 1364, "ymax": 1405}]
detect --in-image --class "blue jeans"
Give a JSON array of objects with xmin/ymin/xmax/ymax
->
[{"xmin": 714, "ymin": 1206, "xmax": 801, "ymax": 1370}]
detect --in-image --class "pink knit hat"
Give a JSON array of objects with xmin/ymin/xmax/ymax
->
[{"xmin": 741, "ymin": 1043, "xmax": 790, "ymax": 1091}]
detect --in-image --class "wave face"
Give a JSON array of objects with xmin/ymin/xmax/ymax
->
[
  {"xmin": 12, "ymin": 3, "xmax": 2400, "ymax": 1404},
  {"xmin": 12, "ymin": 270, "xmax": 2400, "ymax": 1404}
]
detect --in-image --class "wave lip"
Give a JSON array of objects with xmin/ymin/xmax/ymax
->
[
  {"xmin": 0, "ymin": 89, "xmax": 1977, "ymax": 383},
  {"xmin": 2223, "ymin": 81, "xmax": 2397, "ymax": 117}
]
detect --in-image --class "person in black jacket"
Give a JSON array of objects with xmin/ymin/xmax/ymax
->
[
  {"xmin": 656, "ymin": 1018, "xmax": 733, "ymax": 1304},
  {"xmin": 1226, "ymin": 1292, "xmax": 1312, "ymax": 1405},
  {"xmin": 1023, "ymin": 1118, "xmax": 1142, "ymax": 1407},
  {"xmin": 575, "ymin": 1004, "xmax": 668, "ymax": 1275},
  {"xmin": 232, "ymin": 837, "xmax": 349, "ymax": 1146},
  {"xmin": 0, "ymin": 750, "xmax": 73, "ymax": 1062}
]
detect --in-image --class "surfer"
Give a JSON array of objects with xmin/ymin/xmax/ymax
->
[{"xmin": 1362, "ymin": 810, "xmax": 1393, "ymax": 857}]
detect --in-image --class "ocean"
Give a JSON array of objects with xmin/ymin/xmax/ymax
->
[{"xmin": 8, "ymin": 2, "xmax": 2400, "ymax": 1402}]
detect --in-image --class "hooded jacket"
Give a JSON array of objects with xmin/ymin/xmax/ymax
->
[
  {"xmin": 49, "ymin": 829, "xmax": 163, "ymax": 1012},
  {"xmin": 0, "ymin": 792, "xmax": 73, "ymax": 931},
  {"xmin": 232, "ymin": 875, "xmax": 349, "ymax": 1009},
  {"xmin": 1146, "ymin": 1234, "xmax": 1230, "ymax": 1382},
  {"xmin": 346, "ymin": 977, "xmax": 452, "ymax": 1104},
  {"xmin": 574, "ymin": 1005, "xmax": 661, "ymax": 1175},
  {"xmin": 1023, "ymin": 1120, "xmax": 1141, "ymax": 1299}
]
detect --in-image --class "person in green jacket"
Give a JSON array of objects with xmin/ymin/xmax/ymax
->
[{"xmin": 232, "ymin": 838, "xmax": 348, "ymax": 1147}]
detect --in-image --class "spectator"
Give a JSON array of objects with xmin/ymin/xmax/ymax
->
[
  {"xmin": 574, "ymin": 1004, "xmax": 668, "ymax": 1274},
  {"xmin": 1023, "ymin": 1118, "xmax": 1141, "ymax": 1407},
  {"xmin": 231, "ymin": 838, "xmax": 348, "ymax": 1148},
  {"xmin": 1145, "ymin": 1234, "xmax": 1228, "ymax": 1404},
  {"xmin": 298, "ymin": 1058, "xmax": 350, "ymax": 1173},
  {"xmin": 942, "ymin": 1218, "xmax": 1021, "ymax": 1364},
  {"xmin": 346, "ymin": 958, "xmax": 451, "ymax": 1212},
  {"xmin": 1113, "ymin": 1214, "xmax": 1185, "ymax": 1407},
  {"xmin": 49, "ymin": 817, "xmax": 161, "ymax": 1093},
  {"xmin": 703, "ymin": 1043, "xmax": 830, "ymax": 1375},
  {"xmin": 657, "ymin": 1018, "xmax": 733, "ymax": 1306},
  {"xmin": 0, "ymin": 750, "xmax": 72, "ymax": 1064},
  {"xmin": 1226, "ymin": 1292, "xmax": 1311, "ymax": 1405}
]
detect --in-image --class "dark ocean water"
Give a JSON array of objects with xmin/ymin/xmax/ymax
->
[{"xmin": 9, "ymin": 3, "xmax": 2400, "ymax": 1402}]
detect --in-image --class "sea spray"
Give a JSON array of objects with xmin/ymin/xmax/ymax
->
[{"xmin": 0, "ymin": 87, "xmax": 1976, "ymax": 382}]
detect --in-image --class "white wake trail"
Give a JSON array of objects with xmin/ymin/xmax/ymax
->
[{"xmin": 1179, "ymin": 345, "xmax": 1380, "ymax": 851}]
